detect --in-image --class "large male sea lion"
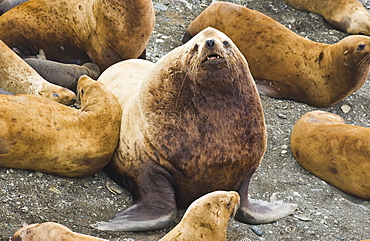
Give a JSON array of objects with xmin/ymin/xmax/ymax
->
[
  {"xmin": 95, "ymin": 27, "xmax": 297, "ymax": 232},
  {"xmin": 183, "ymin": 2, "xmax": 370, "ymax": 107},
  {"xmin": 283, "ymin": 0, "xmax": 370, "ymax": 35},
  {"xmin": 0, "ymin": 75, "xmax": 122, "ymax": 178},
  {"xmin": 24, "ymin": 58, "xmax": 101, "ymax": 92},
  {"xmin": 0, "ymin": 0, "xmax": 154, "ymax": 70},
  {"xmin": 0, "ymin": 39, "xmax": 76, "ymax": 105},
  {"xmin": 290, "ymin": 111, "xmax": 370, "ymax": 200}
]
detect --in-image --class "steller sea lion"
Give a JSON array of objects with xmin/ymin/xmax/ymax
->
[
  {"xmin": 0, "ymin": 39, "xmax": 76, "ymax": 105},
  {"xmin": 24, "ymin": 59, "xmax": 101, "ymax": 93},
  {"xmin": 283, "ymin": 0, "xmax": 370, "ymax": 35},
  {"xmin": 160, "ymin": 191, "xmax": 240, "ymax": 241},
  {"xmin": 290, "ymin": 111, "xmax": 370, "ymax": 200},
  {"xmin": 94, "ymin": 27, "xmax": 297, "ymax": 232},
  {"xmin": 0, "ymin": 0, "xmax": 154, "ymax": 71},
  {"xmin": 0, "ymin": 75, "xmax": 122, "ymax": 178},
  {"xmin": 182, "ymin": 1, "xmax": 370, "ymax": 108}
]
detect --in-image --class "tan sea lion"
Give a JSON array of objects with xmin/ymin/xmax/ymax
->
[
  {"xmin": 95, "ymin": 27, "xmax": 297, "ymax": 232},
  {"xmin": 0, "ymin": 0, "xmax": 154, "ymax": 70},
  {"xmin": 160, "ymin": 191, "xmax": 240, "ymax": 241},
  {"xmin": 0, "ymin": 39, "xmax": 76, "ymax": 105},
  {"xmin": 182, "ymin": 2, "xmax": 370, "ymax": 108},
  {"xmin": 24, "ymin": 59, "xmax": 101, "ymax": 92},
  {"xmin": 0, "ymin": 75, "xmax": 122, "ymax": 178},
  {"xmin": 283, "ymin": 0, "xmax": 370, "ymax": 35},
  {"xmin": 11, "ymin": 222, "xmax": 108, "ymax": 241},
  {"xmin": 290, "ymin": 111, "xmax": 370, "ymax": 200}
]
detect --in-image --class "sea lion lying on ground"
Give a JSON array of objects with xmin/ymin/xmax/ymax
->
[
  {"xmin": 24, "ymin": 58, "xmax": 101, "ymax": 92},
  {"xmin": 290, "ymin": 111, "xmax": 370, "ymax": 200},
  {"xmin": 283, "ymin": 0, "xmax": 370, "ymax": 35},
  {"xmin": 183, "ymin": 1, "xmax": 370, "ymax": 107},
  {"xmin": 0, "ymin": 0, "xmax": 154, "ymax": 70},
  {"xmin": 0, "ymin": 75, "xmax": 122, "ymax": 178}
]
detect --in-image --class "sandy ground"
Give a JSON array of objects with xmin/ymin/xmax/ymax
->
[{"xmin": 1, "ymin": 0, "xmax": 369, "ymax": 240}]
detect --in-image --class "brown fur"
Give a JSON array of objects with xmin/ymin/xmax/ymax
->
[
  {"xmin": 183, "ymin": 2, "xmax": 370, "ymax": 107},
  {"xmin": 0, "ymin": 75, "xmax": 122, "ymax": 178},
  {"xmin": 290, "ymin": 111, "xmax": 370, "ymax": 200},
  {"xmin": 283, "ymin": 0, "xmax": 370, "ymax": 35},
  {"xmin": 0, "ymin": 39, "xmax": 76, "ymax": 105},
  {"xmin": 95, "ymin": 28, "xmax": 296, "ymax": 232},
  {"xmin": 0, "ymin": 0, "xmax": 154, "ymax": 70}
]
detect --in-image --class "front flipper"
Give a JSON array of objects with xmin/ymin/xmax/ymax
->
[
  {"xmin": 93, "ymin": 203, "xmax": 177, "ymax": 231},
  {"xmin": 236, "ymin": 176, "xmax": 297, "ymax": 224},
  {"xmin": 236, "ymin": 198, "xmax": 298, "ymax": 224},
  {"xmin": 93, "ymin": 164, "xmax": 177, "ymax": 231},
  {"xmin": 255, "ymin": 79, "xmax": 292, "ymax": 99}
]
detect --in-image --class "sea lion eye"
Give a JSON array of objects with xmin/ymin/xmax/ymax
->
[
  {"xmin": 357, "ymin": 44, "xmax": 366, "ymax": 51},
  {"xmin": 223, "ymin": 41, "xmax": 229, "ymax": 47},
  {"xmin": 81, "ymin": 89, "xmax": 84, "ymax": 95}
]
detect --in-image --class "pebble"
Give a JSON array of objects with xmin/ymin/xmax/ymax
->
[
  {"xmin": 252, "ymin": 226, "xmax": 264, "ymax": 236},
  {"xmin": 277, "ymin": 113, "xmax": 287, "ymax": 119},
  {"xmin": 340, "ymin": 104, "xmax": 351, "ymax": 113}
]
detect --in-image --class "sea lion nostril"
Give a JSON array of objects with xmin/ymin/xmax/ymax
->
[{"xmin": 206, "ymin": 39, "xmax": 215, "ymax": 49}]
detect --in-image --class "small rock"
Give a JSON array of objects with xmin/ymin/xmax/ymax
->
[
  {"xmin": 251, "ymin": 226, "xmax": 264, "ymax": 236},
  {"xmin": 35, "ymin": 171, "xmax": 44, "ymax": 177},
  {"xmin": 154, "ymin": 3, "xmax": 168, "ymax": 11},
  {"xmin": 48, "ymin": 187, "xmax": 61, "ymax": 194},
  {"xmin": 341, "ymin": 104, "xmax": 351, "ymax": 113},
  {"xmin": 277, "ymin": 113, "xmax": 287, "ymax": 119},
  {"xmin": 294, "ymin": 214, "xmax": 312, "ymax": 221}
]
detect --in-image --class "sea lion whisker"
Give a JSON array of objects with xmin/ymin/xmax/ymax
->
[{"xmin": 357, "ymin": 53, "xmax": 370, "ymax": 69}]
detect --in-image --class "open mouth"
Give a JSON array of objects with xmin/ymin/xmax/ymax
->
[{"xmin": 202, "ymin": 53, "xmax": 223, "ymax": 63}]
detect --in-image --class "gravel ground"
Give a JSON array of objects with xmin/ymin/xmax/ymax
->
[{"xmin": 1, "ymin": 0, "xmax": 370, "ymax": 240}]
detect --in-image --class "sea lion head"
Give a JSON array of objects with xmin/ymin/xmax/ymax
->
[
  {"xmin": 181, "ymin": 191, "xmax": 240, "ymax": 230},
  {"xmin": 333, "ymin": 35, "xmax": 370, "ymax": 89},
  {"xmin": 180, "ymin": 27, "xmax": 248, "ymax": 90}
]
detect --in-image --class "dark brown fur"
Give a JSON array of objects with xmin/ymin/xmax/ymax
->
[{"xmin": 96, "ymin": 28, "xmax": 296, "ymax": 232}]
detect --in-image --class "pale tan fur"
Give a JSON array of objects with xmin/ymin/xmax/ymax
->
[
  {"xmin": 291, "ymin": 111, "xmax": 370, "ymax": 200},
  {"xmin": 284, "ymin": 0, "xmax": 370, "ymax": 35},
  {"xmin": 0, "ymin": 75, "xmax": 122, "ymax": 178},
  {"xmin": 160, "ymin": 191, "xmax": 240, "ymax": 241}
]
